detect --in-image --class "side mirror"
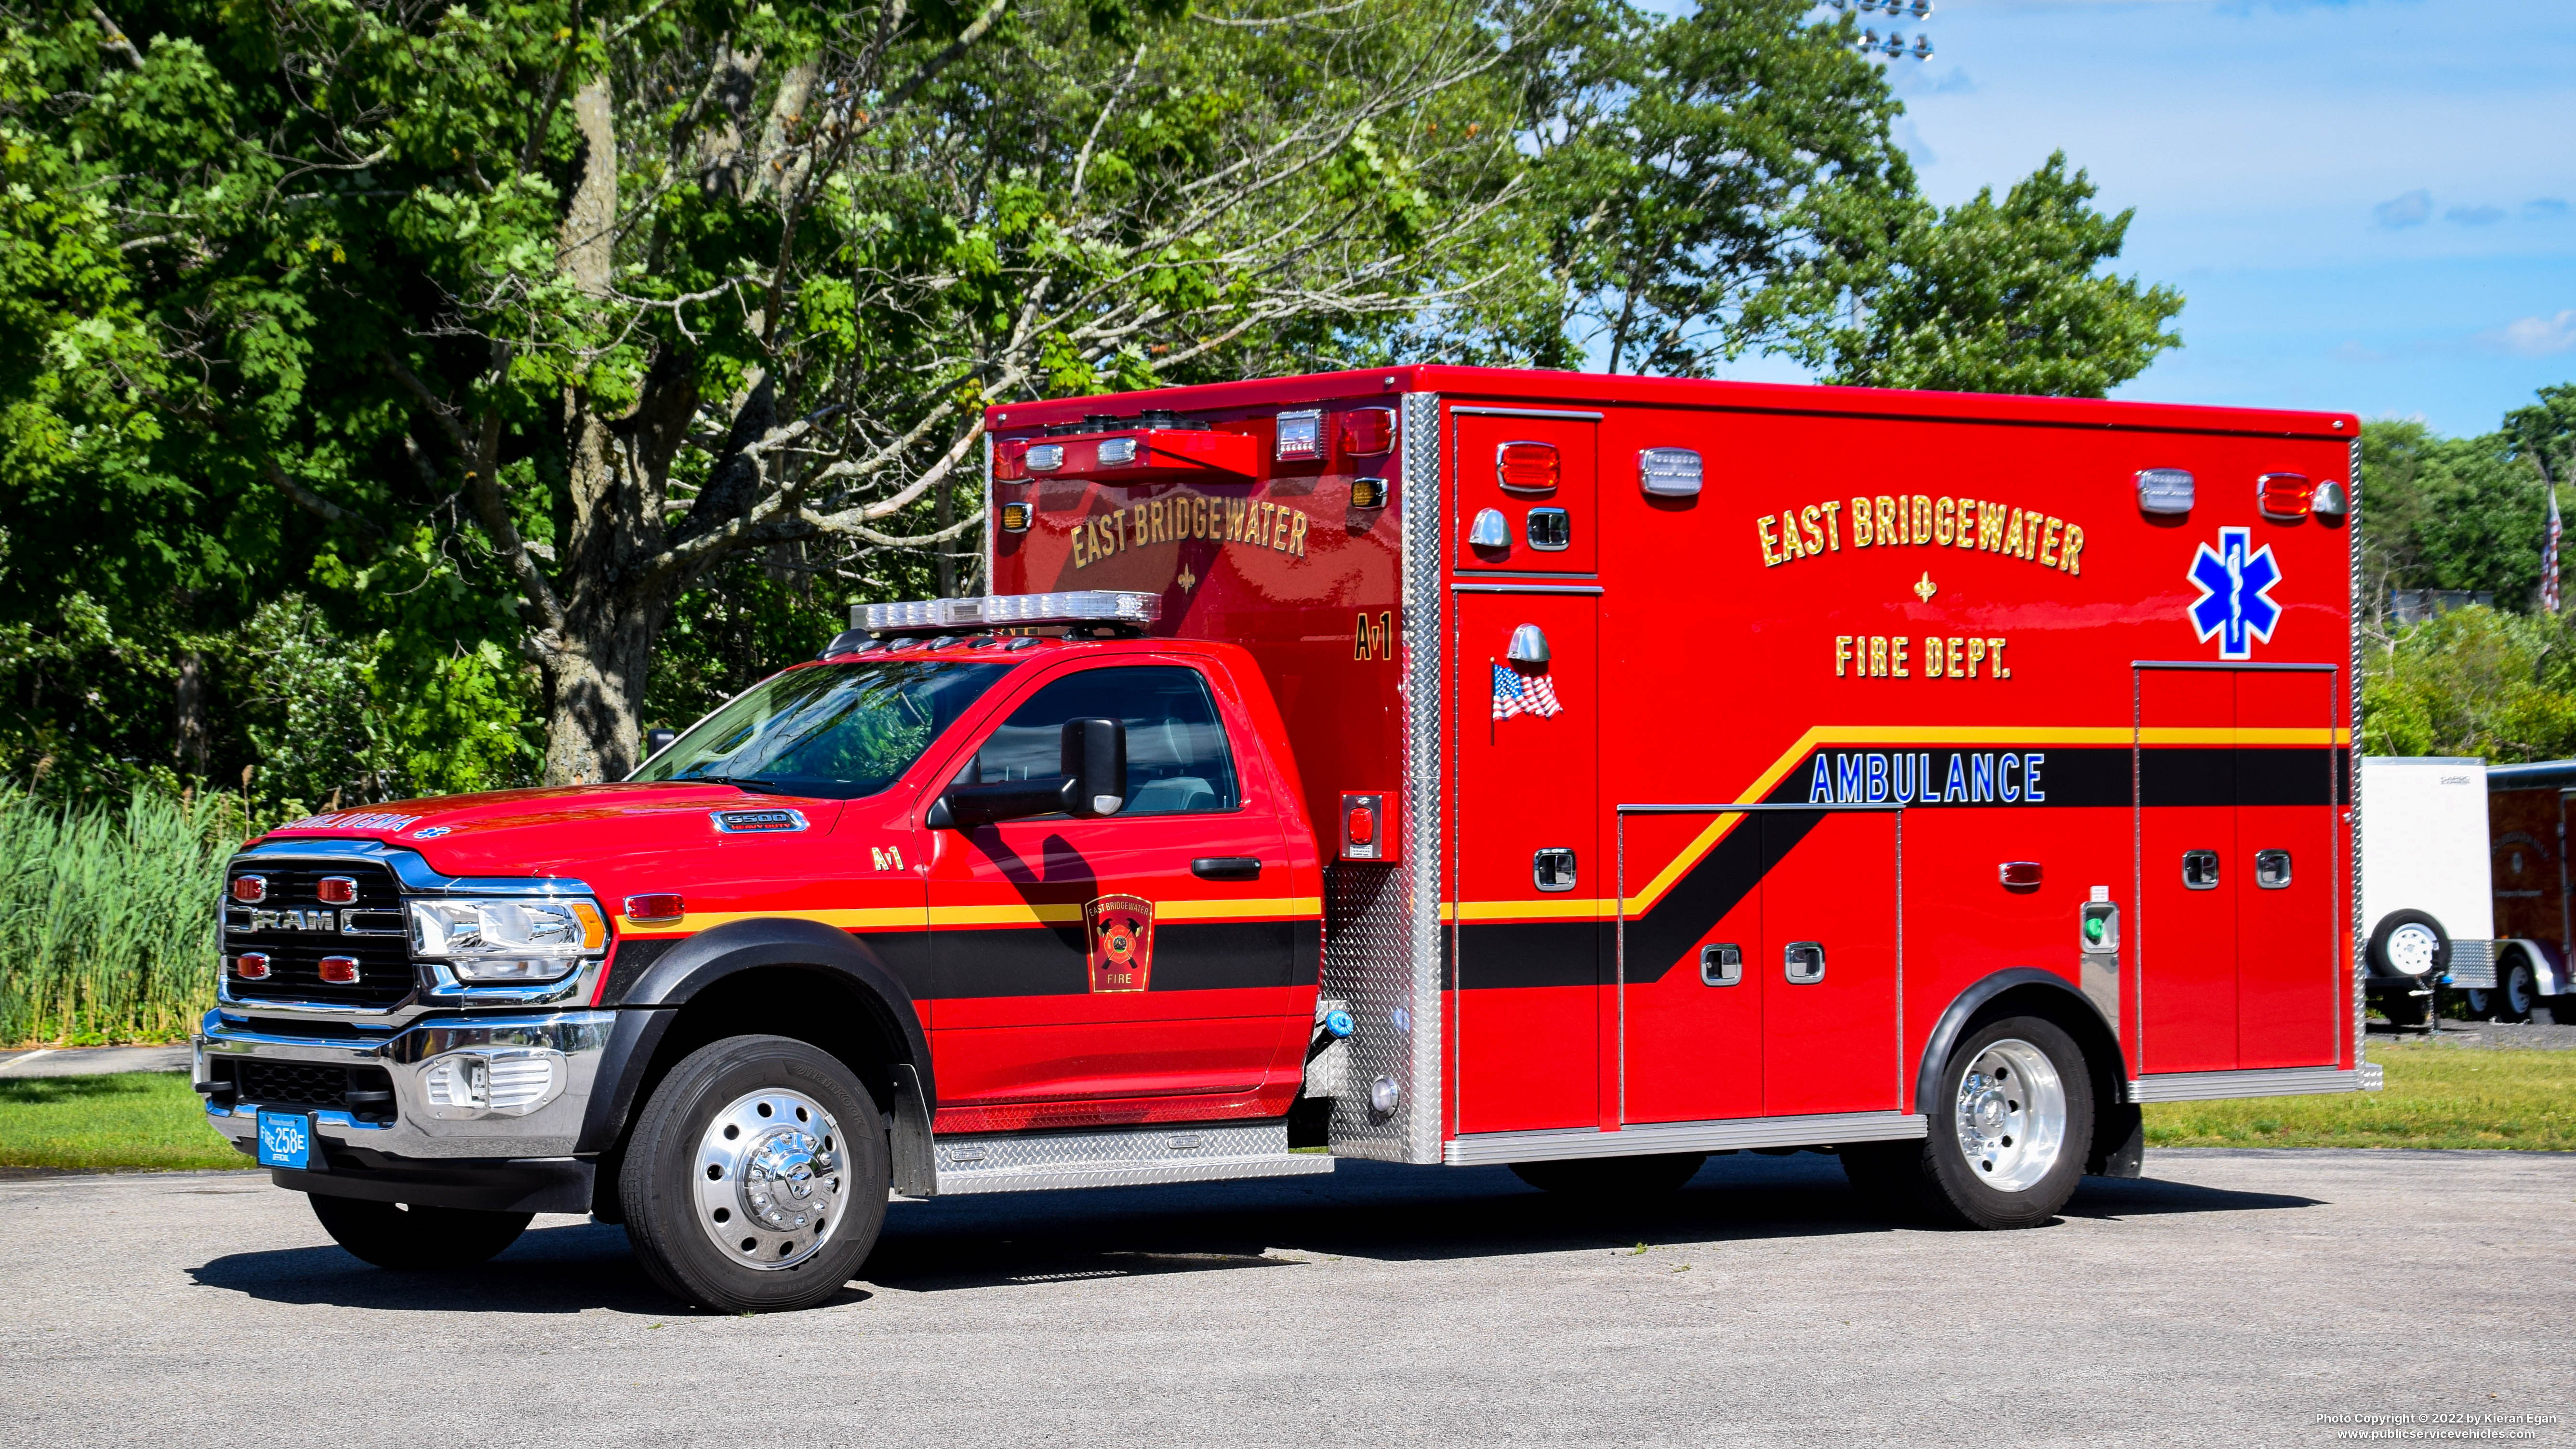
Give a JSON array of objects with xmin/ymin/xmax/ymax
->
[
  {"xmin": 1061, "ymin": 717, "xmax": 1127, "ymax": 819},
  {"xmin": 928, "ymin": 718, "xmax": 1127, "ymax": 830}
]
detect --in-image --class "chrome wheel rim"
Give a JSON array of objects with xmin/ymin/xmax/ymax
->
[
  {"xmin": 692, "ymin": 1087, "xmax": 845, "ymax": 1271},
  {"xmin": 2387, "ymin": 923, "xmax": 2441, "ymax": 977},
  {"xmin": 1953, "ymin": 1038, "xmax": 2067, "ymax": 1193}
]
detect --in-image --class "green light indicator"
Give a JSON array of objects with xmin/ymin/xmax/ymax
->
[{"xmin": 2083, "ymin": 914, "xmax": 2107, "ymax": 943}]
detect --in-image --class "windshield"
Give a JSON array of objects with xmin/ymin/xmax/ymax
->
[{"xmin": 632, "ymin": 660, "xmax": 1010, "ymax": 800}]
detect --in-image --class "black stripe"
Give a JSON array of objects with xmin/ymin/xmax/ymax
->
[
  {"xmin": 924, "ymin": 919, "xmax": 1300, "ymax": 999},
  {"xmin": 1758, "ymin": 746, "xmax": 2345, "ymax": 810}
]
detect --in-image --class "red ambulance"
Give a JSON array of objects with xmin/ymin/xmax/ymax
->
[{"xmin": 197, "ymin": 366, "xmax": 2370, "ymax": 1312}]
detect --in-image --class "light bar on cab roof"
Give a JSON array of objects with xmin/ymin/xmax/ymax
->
[{"xmin": 858, "ymin": 591, "xmax": 1162, "ymax": 636}]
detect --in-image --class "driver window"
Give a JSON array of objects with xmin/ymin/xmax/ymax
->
[{"xmin": 969, "ymin": 665, "xmax": 1240, "ymax": 816}]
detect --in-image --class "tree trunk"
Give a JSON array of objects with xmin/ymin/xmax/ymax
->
[
  {"xmin": 173, "ymin": 650, "xmax": 209, "ymax": 778},
  {"xmin": 538, "ymin": 606, "xmax": 662, "ymax": 785}
]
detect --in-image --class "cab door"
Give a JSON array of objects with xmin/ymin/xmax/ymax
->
[{"xmin": 924, "ymin": 660, "xmax": 1302, "ymax": 1130}]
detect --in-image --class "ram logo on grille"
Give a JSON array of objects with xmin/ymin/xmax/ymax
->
[{"xmin": 247, "ymin": 908, "xmax": 340, "ymax": 932}]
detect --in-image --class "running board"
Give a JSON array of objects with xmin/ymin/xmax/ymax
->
[
  {"xmin": 920, "ymin": 1121, "xmax": 1333, "ymax": 1197},
  {"xmin": 2126, "ymin": 1064, "xmax": 2380, "ymax": 1103},
  {"xmin": 1442, "ymin": 1110, "xmax": 1926, "ymax": 1168}
]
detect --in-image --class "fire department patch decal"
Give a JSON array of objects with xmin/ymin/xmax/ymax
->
[
  {"xmin": 1086, "ymin": 895, "xmax": 1155, "ymax": 993},
  {"xmin": 2187, "ymin": 526, "xmax": 2283, "ymax": 661}
]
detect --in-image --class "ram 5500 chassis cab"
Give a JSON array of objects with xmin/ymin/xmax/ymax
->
[{"xmin": 200, "ymin": 365, "xmax": 2373, "ymax": 1312}]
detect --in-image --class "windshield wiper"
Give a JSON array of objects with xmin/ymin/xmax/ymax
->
[{"xmin": 682, "ymin": 773, "xmax": 790, "ymax": 795}]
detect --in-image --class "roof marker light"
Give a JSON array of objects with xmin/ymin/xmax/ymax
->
[{"xmin": 1639, "ymin": 447, "xmax": 1703, "ymax": 497}]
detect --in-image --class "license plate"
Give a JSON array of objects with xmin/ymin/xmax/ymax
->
[{"xmin": 255, "ymin": 1111, "xmax": 315, "ymax": 1170}]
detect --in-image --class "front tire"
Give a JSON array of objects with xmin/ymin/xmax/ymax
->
[
  {"xmin": 308, "ymin": 1195, "xmax": 531, "ymax": 1269},
  {"xmin": 619, "ymin": 1035, "xmax": 889, "ymax": 1314},
  {"xmin": 1843, "ymin": 1015, "xmax": 2094, "ymax": 1230}
]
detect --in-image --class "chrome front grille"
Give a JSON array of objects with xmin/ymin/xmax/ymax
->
[{"xmin": 223, "ymin": 861, "xmax": 414, "ymax": 1008}]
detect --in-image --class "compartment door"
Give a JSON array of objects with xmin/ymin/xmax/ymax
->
[
  {"xmin": 2137, "ymin": 669, "xmax": 2240, "ymax": 1072},
  {"xmin": 1451, "ymin": 409, "xmax": 1597, "ymax": 574},
  {"xmin": 2234, "ymin": 670, "xmax": 2341, "ymax": 1068},
  {"xmin": 1618, "ymin": 808, "xmax": 1765, "ymax": 1126},
  {"xmin": 1452, "ymin": 591, "xmax": 1603, "ymax": 1134},
  {"xmin": 1757, "ymin": 810, "xmax": 1902, "ymax": 1117}
]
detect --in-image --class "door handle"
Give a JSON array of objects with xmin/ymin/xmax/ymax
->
[{"xmin": 1192, "ymin": 857, "xmax": 1263, "ymax": 881}]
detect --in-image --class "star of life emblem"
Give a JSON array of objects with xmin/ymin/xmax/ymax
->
[{"xmin": 2186, "ymin": 526, "xmax": 2282, "ymax": 661}]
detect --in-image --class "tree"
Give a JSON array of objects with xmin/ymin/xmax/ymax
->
[
  {"xmin": 1797, "ymin": 151, "xmax": 2182, "ymax": 397},
  {"xmin": 1512, "ymin": 0, "xmax": 1912, "ymax": 375},
  {"xmin": 10, "ymin": 0, "xmax": 1543, "ymax": 787}
]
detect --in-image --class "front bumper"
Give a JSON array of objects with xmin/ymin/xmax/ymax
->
[{"xmin": 198, "ymin": 1008, "xmax": 614, "ymax": 1160}]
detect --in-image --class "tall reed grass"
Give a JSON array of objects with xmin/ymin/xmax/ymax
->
[{"xmin": 0, "ymin": 788, "xmax": 241, "ymax": 1045}]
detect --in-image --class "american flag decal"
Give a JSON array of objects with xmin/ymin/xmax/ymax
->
[
  {"xmin": 1492, "ymin": 662, "xmax": 1564, "ymax": 720},
  {"xmin": 2547, "ymin": 486, "xmax": 2562, "ymax": 615}
]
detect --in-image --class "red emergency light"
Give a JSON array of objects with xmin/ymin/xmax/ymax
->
[
  {"xmin": 1340, "ymin": 408, "xmax": 1396, "ymax": 457},
  {"xmin": 230, "ymin": 875, "xmax": 267, "ymax": 904},
  {"xmin": 318, "ymin": 956, "xmax": 361, "ymax": 984},
  {"xmin": 1497, "ymin": 442, "xmax": 1559, "ymax": 494},
  {"xmin": 233, "ymin": 952, "xmax": 271, "ymax": 981},
  {"xmin": 2257, "ymin": 472, "xmax": 2313, "ymax": 519},
  {"xmin": 993, "ymin": 439, "xmax": 1031, "ymax": 481},
  {"xmin": 1340, "ymin": 792, "xmax": 1394, "ymax": 862},
  {"xmin": 316, "ymin": 876, "xmax": 359, "ymax": 905}
]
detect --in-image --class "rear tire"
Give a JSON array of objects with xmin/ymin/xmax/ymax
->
[
  {"xmin": 1509, "ymin": 1152, "xmax": 1707, "ymax": 1197},
  {"xmin": 619, "ymin": 1035, "xmax": 888, "ymax": 1314},
  {"xmin": 308, "ymin": 1195, "xmax": 531, "ymax": 1270},
  {"xmin": 2495, "ymin": 957, "xmax": 2539, "ymax": 1024},
  {"xmin": 1844, "ymin": 1015, "xmax": 2094, "ymax": 1230}
]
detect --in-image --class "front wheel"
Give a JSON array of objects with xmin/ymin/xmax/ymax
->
[
  {"xmin": 308, "ymin": 1195, "xmax": 531, "ymax": 1269},
  {"xmin": 619, "ymin": 1035, "xmax": 889, "ymax": 1313},
  {"xmin": 1842, "ymin": 1015, "xmax": 2094, "ymax": 1230}
]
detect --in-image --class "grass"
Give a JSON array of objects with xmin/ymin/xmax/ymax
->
[
  {"xmin": 0, "ymin": 1072, "xmax": 248, "ymax": 1171},
  {"xmin": 2146, "ymin": 1040, "xmax": 2576, "ymax": 1150},
  {"xmin": 0, "ymin": 787, "xmax": 244, "ymax": 1046}
]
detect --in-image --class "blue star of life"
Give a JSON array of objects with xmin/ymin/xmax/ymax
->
[{"xmin": 2187, "ymin": 526, "xmax": 2282, "ymax": 661}]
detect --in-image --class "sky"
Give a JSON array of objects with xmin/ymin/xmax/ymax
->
[{"xmin": 1725, "ymin": 0, "xmax": 2576, "ymax": 437}]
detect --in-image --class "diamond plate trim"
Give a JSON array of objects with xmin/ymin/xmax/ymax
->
[
  {"xmin": 2443, "ymin": 938, "xmax": 2497, "ymax": 988},
  {"xmin": 1444, "ymin": 1110, "xmax": 1926, "ymax": 1167},
  {"xmin": 2350, "ymin": 436, "xmax": 2367, "ymax": 1072},
  {"xmin": 926, "ymin": 1121, "xmax": 1332, "ymax": 1196},
  {"xmin": 2126, "ymin": 1065, "xmax": 2367, "ymax": 1103}
]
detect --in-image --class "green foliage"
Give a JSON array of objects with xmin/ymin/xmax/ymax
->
[
  {"xmin": 2361, "ymin": 608, "xmax": 2576, "ymax": 762},
  {"xmin": 0, "ymin": 786, "xmax": 240, "ymax": 1045},
  {"xmin": 0, "ymin": 1072, "xmax": 243, "ymax": 1169},
  {"xmin": 1803, "ymin": 152, "xmax": 2183, "ymax": 396},
  {"xmin": 2358, "ymin": 418, "xmax": 2544, "ymax": 612}
]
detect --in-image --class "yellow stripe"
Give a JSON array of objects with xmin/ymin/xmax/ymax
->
[
  {"xmin": 1445, "ymin": 897, "xmax": 1620, "ymax": 922},
  {"xmin": 618, "ymin": 895, "xmax": 1325, "ymax": 938}
]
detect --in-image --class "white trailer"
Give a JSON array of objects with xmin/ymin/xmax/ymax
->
[{"xmin": 2359, "ymin": 756, "xmax": 2494, "ymax": 1028}]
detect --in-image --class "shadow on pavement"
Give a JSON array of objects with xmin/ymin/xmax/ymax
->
[{"xmin": 186, "ymin": 1149, "xmax": 2322, "ymax": 1310}]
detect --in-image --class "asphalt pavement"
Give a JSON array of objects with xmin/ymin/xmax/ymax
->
[{"xmin": 1, "ymin": 1148, "xmax": 2567, "ymax": 1448}]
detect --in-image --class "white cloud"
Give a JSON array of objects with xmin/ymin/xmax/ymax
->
[
  {"xmin": 2373, "ymin": 189, "xmax": 2432, "ymax": 227},
  {"xmin": 2529, "ymin": 198, "xmax": 2570, "ymax": 220},
  {"xmin": 2484, "ymin": 310, "xmax": 2576, "ymax": 357},
  {"xmin": 2446, "ymin": 204, "xmax": 2506, "ymax": 226}
]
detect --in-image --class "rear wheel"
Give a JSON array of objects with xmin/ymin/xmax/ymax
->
[
  {"xmin": 1509, "ymin": 1152, "xmax": 1707, "ymax": 1197},
  {"xmin": 1843, "ymin": 1015, "xmax": 2094, "ymax": 1230},
  {"xmin": 619, "ymin": 1034, "xmax": 888, "ymax": 1314},
  {"xmin": 2495, "ymin": 957, "xmax": 2539, "ymax": 1023},
  {"xmin": 308, "ymin": 1195, "xmax": 531, "ymax": 1270}
]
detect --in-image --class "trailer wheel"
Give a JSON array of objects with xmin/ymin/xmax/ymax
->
[
  {"xmin": 1844, "ymin": 1016, "xmax": 2093, "ymax": 1229},
  {"xmin": 307, "ymin": 1196, "xmax": 531, "ymax": 1270},
  {"xmin": 2366, "ymin": 910, "xmax": 2447, "ymax": 981},
  {"xmin": 619, "ymin": 1034, "xmax": 889, "ymax": 1314},
  {"xmin": 1509, "ymin": 1152, "xmax": 1707, "ymax": 1196},
  {"xmin": 2494, "ymin": 956, "xmax": 2539, "ymax": 1024}
]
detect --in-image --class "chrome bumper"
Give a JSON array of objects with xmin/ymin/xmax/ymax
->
[{"xmin": 198, "ymin": 1008, "xmax": 614, "ymax": 1159}]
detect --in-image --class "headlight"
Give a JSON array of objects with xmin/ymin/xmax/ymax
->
[{"xmin": 407, "ymin": 897, "xmax": 607, "ymax": 983}]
